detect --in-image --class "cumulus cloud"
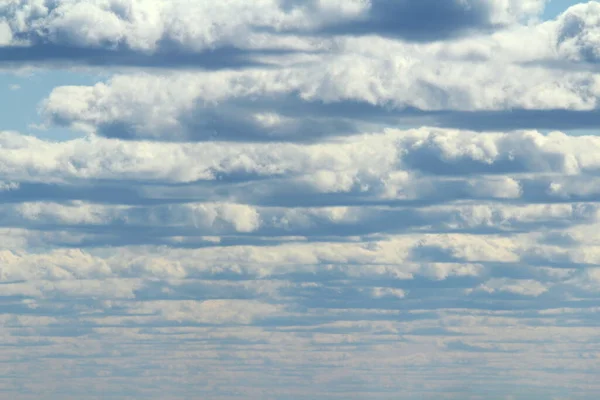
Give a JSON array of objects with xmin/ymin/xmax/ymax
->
[
  {"xmin": 3, "ymin": 127, "xmax": 600, "ymax": 186},
  {"xmin": 0, "ymin": 0, "xmax": 547, "ymax": 59},
  {"xmin": 0, "ymin": 0, "xmax": 510, "ymax": 70},
  {"xmin": 0, "ymin": 0, "xmax": 344, "ymax": 50},
  {"xmin": 4, "ymin": 1, "xmax": 600, "ymax": 399},
  {"xmin": 7, "ymin": 128, "xmax": 600, "ymax": 245},
  {"xmin": 38, "ymin": 53, "xmax": 600, "ymax": 141},
  {"xmin": 0, "ymin": 0, "xmax": 313, "ymax": 68},
  {"xmin": 554, "ymin": 1, "xmax": 600, "ymax": 62},
  {"xmin": 1, "ymin": 0, "xmax": 597, "ymax": 74},
  {"xmin": 470, "ymin": 278, "xmax": 550, "ymax": 297}
]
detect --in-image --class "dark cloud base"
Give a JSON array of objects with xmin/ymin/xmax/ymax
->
[
  {"xmin": 72, "ymin": 95, "xmax": 600, "ymax": 143},
  {"xmin": 0, "ymin": 44, "xmax": 299, "ymax": 70},
  {"xmin": 276, "ymin": 0, "xmax": 499, "ymax": 42}
]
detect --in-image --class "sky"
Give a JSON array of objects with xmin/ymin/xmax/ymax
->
[
  {"xmin": 2, "ymin": 1, "xmax": 600, "ymax": 399},
  {"xmin": 543, "ymin": 0, "xmax": 587, "ymax": 17}
]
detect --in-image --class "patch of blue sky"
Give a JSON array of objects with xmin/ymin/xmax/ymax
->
[
  {"xmin": 0, "ymin": 70, "xmax": 103, "ymax": 141},
  {"xmin": 542, "ymin": 0, "xmax": 588, "ymax": 19}
]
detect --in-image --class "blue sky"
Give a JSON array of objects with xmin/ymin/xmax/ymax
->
[
  {"xmin": 543, "ymin": 0, "xmax": 586, "ymax": 18},
  {"xmin": 0, "ymin": 70, "xmax": 101, "ymax": 140},
  {"xmin": 1, "ymin": 1, "xmax": 600, "ymax": 399}
]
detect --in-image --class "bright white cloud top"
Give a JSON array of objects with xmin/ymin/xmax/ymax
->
[{"xmin": 1, "ymin": 1, "xmax": 600, "ymax": 399}]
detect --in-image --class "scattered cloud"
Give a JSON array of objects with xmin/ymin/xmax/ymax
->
[{"xmin": 2, "ymin": 1, "xmax": 600, "ymax": 399}]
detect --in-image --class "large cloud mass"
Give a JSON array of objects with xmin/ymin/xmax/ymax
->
[
  {"xmin": 3, "ymin": 1, "xmax": 600, "ymax": 400},
  {"xmin": 0, "ymin": 0, "xmax": 546, "ymax": 49},
  {"xmin": 0, "ymin": 0, "xmax": 554, "ymax": 69}
]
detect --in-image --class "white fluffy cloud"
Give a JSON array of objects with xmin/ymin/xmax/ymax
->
[
  {"xmin": 3, "ymin": 128, "xmax": 600, "ymax": 186},
  {"xmin": 1, "ymin": 0, "xmax": 305, "ymax": 50},
  {"xmin": 38, "ymin": 56, "xmax": 600, "ymax": 141},
  {"xmin": 3, "ymin": 1, "xmax": 600, "ymax": 399},
  {"xmin": 554, "ymin": 1, "xmax": 600, "ymax": 62},
  {"xmin": 0, "ymin": 0, "xmax": 546, "ymax": 52}
]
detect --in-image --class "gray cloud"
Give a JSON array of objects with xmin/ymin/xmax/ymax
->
[
  {"xmin": 0, "ymin": 44, "xmax": 299, "ymax": 70},
  {"xmin": 293, "ymin": 0, "xmax": 544, "ymax": 41}
]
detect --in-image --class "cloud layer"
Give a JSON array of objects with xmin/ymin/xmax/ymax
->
[{"xmin": 3, "ymin": 1, "xmax": 600, "ymax": 400}]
